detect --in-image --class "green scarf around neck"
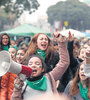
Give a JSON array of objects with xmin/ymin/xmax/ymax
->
[
  {"xmin": 26, "ymin": 75, "xmax": 47, "ymax": 91},
  {"xmin": 79, "ymin": 81, "xmax": 89, "ymax": 100},
  {"xmin": 3, "ymin": 46, "xmax": 9, "ymax": 51},
  {"xmin": 36, "ymin": 49, "xmax": 46, "ymax": 60}
]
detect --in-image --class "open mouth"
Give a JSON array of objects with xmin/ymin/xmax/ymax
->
[
  {"xmin": 32, "ymin": 69, "xmax": 37, "ymax": 72},
  {"xmin": 18, "ymin": 59, "xmax": 21, "ymax": 61},
  {"xmin": 41, "ymin": 44, "xmax": 47, "ymax": 47},
  {"xmin": 81, "ymin": 74, "xmax": 85, "ymax": 77},
  {"xmin": 82, "ymin": 56, "xmax": 85, "ymax": 58}
]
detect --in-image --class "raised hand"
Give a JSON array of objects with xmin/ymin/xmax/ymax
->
[
  {"xmin": 53, "ymin": 32, "xmax": 67, "ymax": 43},
  {"xmin": 68, "ymin": 31, "xmax": 74, "ymax": 42}
]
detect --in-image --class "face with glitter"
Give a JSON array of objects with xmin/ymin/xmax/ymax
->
[{"xmin": 28, "ymin": 56, "xmax": 44, "ymax": 78}]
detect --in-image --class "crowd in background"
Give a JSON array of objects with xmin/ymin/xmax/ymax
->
[{"xmin": 0, "ymin": 32, "xmax": 90, "ymax": 100}]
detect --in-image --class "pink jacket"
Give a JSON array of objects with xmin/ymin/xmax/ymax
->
[{"xmin": 11, "ymin": 42, "xmax": 70, "ymax": 100}]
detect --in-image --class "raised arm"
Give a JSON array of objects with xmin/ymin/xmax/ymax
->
[
  {"xmin": 50, "ymin": 33, "xmax": 70, "ymax": 81},
  {"xmin": 67, "ymin": 32, "xmax": 80, "ymax": 75}
]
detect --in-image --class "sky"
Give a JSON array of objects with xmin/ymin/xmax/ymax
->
[
  {"xmin": 19, "ymin": 0, "xmax": 66, "ymax": 23},
  {"xmin": 19, "ymin": 0, "xmax": 85, "ymax": 23}
]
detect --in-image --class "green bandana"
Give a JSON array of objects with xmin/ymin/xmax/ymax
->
[
  {"xmin": 36, "ymin": 49, "xmax": 46, "ymax": 60},
  {"xmin": 79, "ymin": 81, "xmax": 89, "ymax": 100},
  {"xmin": 10, "ymin": 45, "xmax": 18, "ymax": 50},
  {"xmin": 3, "ymin": 46, "xmax": 9, "ymax": 51},
  {"xmin": 26, "ymin": 76, "xmax": 47, "ymax": 91}
]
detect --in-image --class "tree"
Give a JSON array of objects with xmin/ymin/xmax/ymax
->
[
  {"xmin": 47, "ymin": 0, "xmax": 90, "ymax": 31},
  {"xmin": 0, "ymin": 8, "xmax": 16, "ymax": 31},
  {"xmin": 0, "ymin": 0, "xmax": 40, "ymax": 17}
]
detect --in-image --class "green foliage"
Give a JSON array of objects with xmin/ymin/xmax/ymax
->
[
  {"xmin": 0, "ymin": 8, "xmax": 16, "ymax": 31},
  {"xmin": 0, "ymin": 0, "xmax": 40, "ymax": 17},
  {"xmin": 47, "ymin": 0, "xmax": 90, "ymax": 31}
]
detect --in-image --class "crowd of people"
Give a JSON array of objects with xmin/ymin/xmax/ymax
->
[{"xmin": 0, "ymin": 32, "xmax": 89, "ymax": 100}]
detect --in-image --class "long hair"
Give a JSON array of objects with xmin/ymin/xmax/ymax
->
[
  {"xmin": 0, "ymin": 33, "xmax": 10, "ymax": 50},
  {"xmin": 69, "ymin": 63, "xmax": 90, "ymax": 99},
  {"xmin": 24, "ymin": 33, "xmax": 55, "ymax": 63}
]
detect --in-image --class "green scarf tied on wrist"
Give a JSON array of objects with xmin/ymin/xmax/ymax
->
[
  {"xmin": 26, "ymin": 75, "xmax": 47, "ymax": 91},
  {"xmin": 36, "ymin": 49, "xmax": 46, "ymax": 60},
  {"xmin": 79, "ymin": 81, "xmax": 89, "ymax": 100}
]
